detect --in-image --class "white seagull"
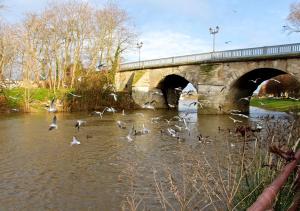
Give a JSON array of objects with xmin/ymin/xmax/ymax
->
[
  {"xmin": 71, "ymin": 136, "xmax": 81, "ymax": 146},
  {"xmin": 46, "ymin": 98, "xmax": 57, "ymax": 113},
  {"xmin": 75, "ymin": 120, "xmax": 87, "ymax": 131},
  {"xmin": 116, "ymin": 120, "xmax": 126, "ymax": 129},
  {"xmin": 49, "ymin": 115, "xmax": 58, "ymax": 130},
  {"xmin": 69, "ymin": 92, "xmax": 82, "ymax": 98},
  {"xmin": 110, "ymin": 93, "xmax": 118, "ymax": 101},
  {"xmin": 229, "ymin": 117, "xmax": 242, "ymax": 123}
]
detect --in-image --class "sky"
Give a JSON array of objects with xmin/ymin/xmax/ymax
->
[{"xmin": 1, "ymin": 0, "xmax": 300, "ymax": 62}]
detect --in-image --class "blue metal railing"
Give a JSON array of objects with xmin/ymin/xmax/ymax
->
[{"xmin": 119, "ymin": 43, "xmax": 300, "ymax": 71}]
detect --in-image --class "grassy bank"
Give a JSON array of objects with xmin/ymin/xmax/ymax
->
[
  {"xmin": 0, "ymin": 87, "xmax": 135, "ymax": 113},
  {"xmin": 250, "ymin": 97, "xmax": 300, "ymax": 112},
  {"xmin": 0, "ymin": 87, "xmax": 71, "ymax": 112}
]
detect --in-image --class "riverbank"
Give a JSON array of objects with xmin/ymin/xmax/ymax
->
[
  {"xmin": 250, "ymin": 97, "xmax": 300, "ymax": 112},
  {"xmin": 0, "ymin": 87, "xmax": 135, "ymax": 113}
]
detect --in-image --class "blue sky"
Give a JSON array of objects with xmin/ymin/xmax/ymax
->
[{"xmin": 1, "ymin": 0, "xmax": 300, "ymax": 61}]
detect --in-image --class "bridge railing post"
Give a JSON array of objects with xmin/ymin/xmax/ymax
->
[{"xmin": 262, "ymin": 47, "xmax": 267, "ymax": 55}]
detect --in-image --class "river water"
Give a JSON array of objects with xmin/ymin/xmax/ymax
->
[{"xmin": 0, "ymin": 106, "xmax": 297, "ymax": 210}]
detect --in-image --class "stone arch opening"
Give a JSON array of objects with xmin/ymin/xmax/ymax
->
[
  {"xmin": 227, "ymin": 68, "xmax": 298, "ymax": 113},
  {"xmin": 157, "ymin": 74, "xmax": 190, "ymax": 108}
]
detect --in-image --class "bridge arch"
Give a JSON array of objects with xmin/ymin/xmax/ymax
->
[
  {"xmin": 156, "ymin": 74, "xmax": 192, "ymax": 108},
  {"xmin": 225, "ymin": 67, "xmax": 299, "ymax": 113}
]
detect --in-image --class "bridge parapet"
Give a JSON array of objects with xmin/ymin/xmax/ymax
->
[{"xmin": 120, "ymin": 43, "xmax": 300, "ymax": 71}]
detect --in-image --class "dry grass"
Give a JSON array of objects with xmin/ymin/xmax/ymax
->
[{"xmin": 120, "ymin": 117, "xmax": 300, "ymax": 210}]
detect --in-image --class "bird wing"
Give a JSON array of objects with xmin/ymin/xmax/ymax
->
[
  {"xmin": 50, "ymin": 98, "xmax": 55, "ymax": 109},
  {"xmin": 52, "ymin": 115, "xmax": 57, "ymax": 124}
]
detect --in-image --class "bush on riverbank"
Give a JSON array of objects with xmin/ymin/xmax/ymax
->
[{"xmin": 66, "ymin": 71, "xmax": 135, "ymax": 111}]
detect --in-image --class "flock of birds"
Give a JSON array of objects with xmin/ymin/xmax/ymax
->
[{"xmin": 45, "ymin": 82, "xmax": 271, "ymax": 146}]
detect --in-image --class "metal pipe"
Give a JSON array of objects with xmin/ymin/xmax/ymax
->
[{"xmin": 248, "ymin": 149, "xmax": 300, "ymax": 211}]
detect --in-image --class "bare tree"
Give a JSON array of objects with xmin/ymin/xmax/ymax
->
[
  {"xmin": 0, "ymin": 21, "xmax": 19, "ymax": 80},
  {"xmin": 285, "ymin": 2, "xmax": 300, "ymax": 33}
]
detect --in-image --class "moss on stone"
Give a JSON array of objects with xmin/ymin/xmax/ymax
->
[
  {"xmin": 200, "ymin": 64, "xmax": 216, "ymax": 74},
  {"xmin": 132, "ymin": 71, "xmax": 146, "ymax": 85}
]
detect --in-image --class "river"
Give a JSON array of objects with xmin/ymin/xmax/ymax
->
[{"xmin": 0, "ymin": 106, "xmax": 297, "ymax": 210}]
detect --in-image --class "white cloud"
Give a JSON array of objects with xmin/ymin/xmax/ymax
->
[{"xmin": 124, "ymin": 30, "xmax": 211, "ymax": 62}]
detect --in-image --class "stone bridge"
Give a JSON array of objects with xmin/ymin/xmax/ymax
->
[{"xmin": 115, "ymin": 43, "xmax": 300, "ymax": 114}]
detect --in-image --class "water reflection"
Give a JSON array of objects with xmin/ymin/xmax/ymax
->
[{"xmin": 0, "ymin": 107, "xmax": 298, "ymax": 210}]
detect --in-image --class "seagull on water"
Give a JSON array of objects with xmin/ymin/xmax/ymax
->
[
  {"xmin": 71, "ymin": 136, "xmax": 80, "ymax": 146},
  {"xmin": 49, "ymin": 115, "xmax": 58, "ymax": 130}
]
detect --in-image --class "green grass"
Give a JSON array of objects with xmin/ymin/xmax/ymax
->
[
  {"xmin": 250, "ymin": 97, "xmax": 300, "ymax": 112},
  {"xmin": 1, "ymin": 87, "xmax": 72, "ymax": 110}
]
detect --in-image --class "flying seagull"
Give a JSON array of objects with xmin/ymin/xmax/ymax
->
[
  {"xmin": 239, "ymin": 96, "xmax": 251, "ymax": 102},
  {"xmin": 230, "ymin": 113, "xmax": 249, "ymax": 119},
  {"xmin": 269, "ymin": 79, "xmax": 281, "ymax": 84},
  {"xmin": 229, "ymin": 117, "xmax": 242, "ymax": 123},
  {"xmin": 189, "ymin": 101, "xmax": 203, "ymax": 108},
  {"xmin": 46, "ymin": 98, "xmax": 57, "ymax": 113},
  {"xmin": 69, "ymin": 92, "xmax": 82, "ymax": 98},
  {"xmin": 249, "ymin": 78, "xmax": 261, "ymax": 84},
  {"xmin": 152, "ymin": 91, "xmax": 163, "ymax": 96},
  {"xmin": 75, "ymin": 120, "xmax": 86, "ymax": 131},
  {"xmin": 110, "ymin": 93, "xmax": 118, "ymax": 101},
  {"xmin": 142, "ymin": 100, "xmax": 156, "ymax": 110},
  {"xmin": 49, "ymin": 115, "xmax": 58, "ymax": 130},
  {"xmin": 71, "ymin": 136, "xmax": 81, "ymax": 146},
  {"xmin": 116, "ymin": 120, "xmax": 126, "ymax": 129},
  {"xmin": 174, "ymin": 87, "xmax": 183, "ymax": 92},
  {"xmin": 126, "ymin": 125, "xmax": 134, "ymax": 142},
  {"xmin": 142, "ymin": 124, "xmax": 150, "ymax": 134}
]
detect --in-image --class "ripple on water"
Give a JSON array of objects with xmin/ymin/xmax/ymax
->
[{"xmin": 0, "ymin": 109, "xmax": 298, "ymax": 210}]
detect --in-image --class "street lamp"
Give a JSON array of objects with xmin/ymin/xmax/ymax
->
[
  {"xmin": 209, "ymin": 26, "xmax": 219, "ymax": 52},
  {"xmin": 136, "ymin": 41, "xmax": 143, "ymax": 68}
]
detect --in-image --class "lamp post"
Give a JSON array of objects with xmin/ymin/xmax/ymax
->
[
  {"xmin": 136, "ymin": 41, "xmax": 143, "ymax": 68},
  {"xmin": 209, "ymin": 26, "xmax": 219, "ymax": 52}
]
